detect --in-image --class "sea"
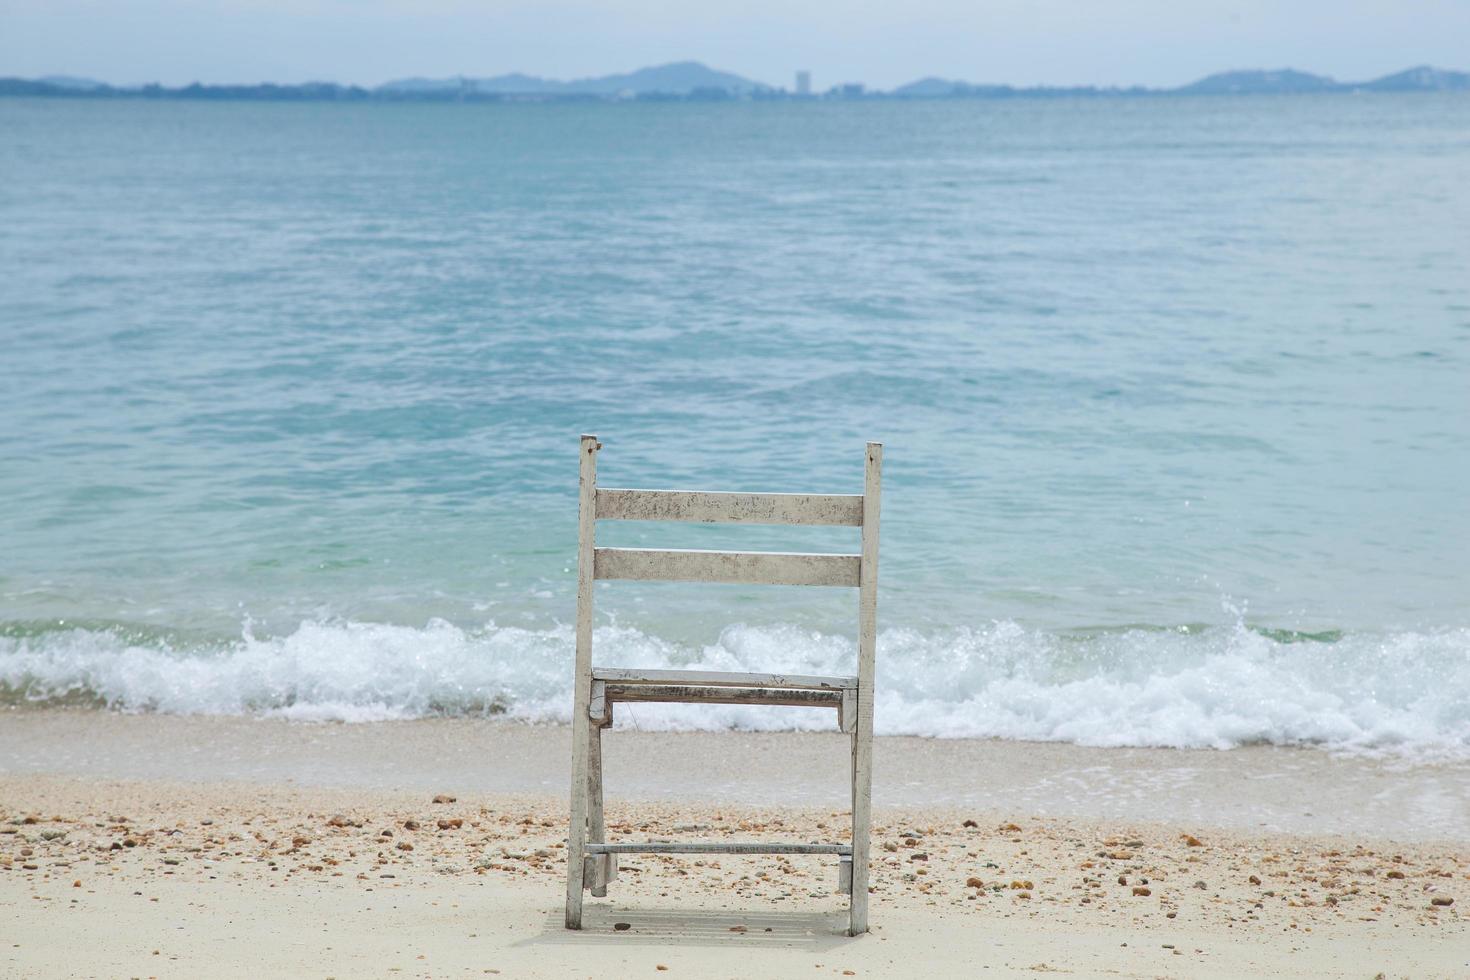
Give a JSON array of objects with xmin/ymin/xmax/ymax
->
[{"xmin": 2, "ymin": 93, "xmax": 1467, "ymax": 758}]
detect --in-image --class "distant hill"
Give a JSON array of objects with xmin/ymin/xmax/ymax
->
[
  {"xmin": 374, "ymin": 77, "xmax": 468, "ymax": 94},
  {"xmin": 1175, "ymin": 69, "xmax": 1339, "ymax": 95},
  {"xmin": 891, "ymin": 77, "xmax": 969, "ymax": 98},
  {"xmin": 470, "ymin": 73, "xmax": 564, "ymax": 95},
  {"xmin": 380, "ymin": 61, "xmax": 769, "ymax": 97},
  {"xmin": 566, "ymin": 61, "xmax": 768, "ymax": 95},
  {"xmin": 38, "ymin": 75, "xmax": 105, "ymax": 90},
  {"xmin": 379, "ymin": 73, "xmax": 563, "ymax": 95},
  {"xmin": 1357, "ymin": 65, "xmax": 1470, "ymax": 91}
]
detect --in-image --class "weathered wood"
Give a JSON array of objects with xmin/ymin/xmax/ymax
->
[
  {"xmin": 588, "ymin": 680, "xmax": 608, "ymax": 726},
  {"xmin": 586, "ymin": 842, "xmax": 852, "ymax": 855},
  {"xmin": 848, "ymin": 441, "xmax": 882, "ymax": 937},
  {"xmin": 596, "ymin": 488, "xmax": 863, "ymax": 526},
  {"xmin": 564, "ymin": 434, "xmax": 599, "ymax": 929},
  {"xmin": 593, "ymin": 668, "xmax": 857, "ymax": 691},
  {"xmin": 604, "ymin": 684, "xmax": 843, "ymax": 709},
  {"xmin": 594, "ymin": 547, "xmax": 860, "ymax": 587},
  {"xmin": 839, "ymin": 688, "xmax": 857, "ymax": 734},
  {"xmin": 564, "ymin": 436, "xmax": 883, "ymax": 935},
  {"xmin": 588, "ymin": 722, "xmax": 607, "ymax": 896}
]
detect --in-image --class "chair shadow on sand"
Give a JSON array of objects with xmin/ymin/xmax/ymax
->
[{"xmin": 525, "ymin": 904, "xmax": 856, "ymax": 951}]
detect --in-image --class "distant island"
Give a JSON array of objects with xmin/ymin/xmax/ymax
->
[{"xmin": 3, "ymin": 61, "xmax": 1468, "ymax": 103}]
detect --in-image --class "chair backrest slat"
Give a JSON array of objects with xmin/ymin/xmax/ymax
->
[
  {"xmin": 593, "ymin": 547, "xmax": 860, "ymax": 587},
  {"xmin": 596, "ymin": 488, "xmax": 862, "ymax": 526}
]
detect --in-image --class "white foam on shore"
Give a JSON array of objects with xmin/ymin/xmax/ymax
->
[{"xmin": 2, "ymin": 618, "xmax": 1467, "ymax": 759}]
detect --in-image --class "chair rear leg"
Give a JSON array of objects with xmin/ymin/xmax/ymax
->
[
  {"xmin": 589, "ymin": 722, "xmax": 608, "ymax": 897},
  {"xmin": 849, "ymin": 709, "xmax": 873, "ymax": 936}
]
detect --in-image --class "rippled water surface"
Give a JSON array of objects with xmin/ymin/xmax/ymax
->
[{"xmin": 2, "ymin": 95, "xmax": 1468, "ymax": 751}]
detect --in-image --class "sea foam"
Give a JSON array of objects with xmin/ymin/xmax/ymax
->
[{"xmin": 1, "ymin": 618, "xmax": 1466, "ymax": 759}]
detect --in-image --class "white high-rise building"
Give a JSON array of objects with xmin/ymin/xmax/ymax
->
[{"xmin": 795, "ymin": 70, "xmax": 812, "ymax": 96}]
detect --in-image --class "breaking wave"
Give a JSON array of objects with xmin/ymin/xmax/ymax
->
[{"xmin": 1, "ymin": 618, "xmax": 1467, "ymax": 759}]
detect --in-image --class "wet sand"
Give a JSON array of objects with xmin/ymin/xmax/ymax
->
[
  {"xmin": 3, "ymin": 710, "xmax": 1468, "ymax": 839},
  {"xmin": 1, "ymin": 711, "xmax": 1466, "ymax": 977}
]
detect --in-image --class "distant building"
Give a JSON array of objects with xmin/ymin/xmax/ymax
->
[
  {"xmin": 832, "ymin": 83, "xmax": 865, "ymax": 99},
  {"xmin": 795, "ymin": 70, "xmax": 811, "ymax": 96}
]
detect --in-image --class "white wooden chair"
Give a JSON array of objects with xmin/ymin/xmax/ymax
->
[{"xmin": 565, "ymin": 434, "xmax": 882, "ymax": 936}]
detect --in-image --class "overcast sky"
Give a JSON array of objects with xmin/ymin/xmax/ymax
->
[{"xmin": 2, "ymin": 0, "xmax": 1467, "ymax": 90}]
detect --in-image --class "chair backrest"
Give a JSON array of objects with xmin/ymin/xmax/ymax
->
[{"xmin": 573, "ymin": 435, "xmax": 882, "ymax": 686}]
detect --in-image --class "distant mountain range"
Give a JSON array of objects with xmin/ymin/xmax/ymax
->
[
  {"xmin": 380, "ymin": 61, "xmax": 768, "ymax": 97},
  {"xmin": 890, "ymin": 65, "xmax": 1470, "ymax": 98},
  {"xmin": 3, "ymin": 62, "xmax": 1468, "ymax": 103},
  {"xmin": 1178, "ymin": 65, "xmax": 1470, "ymax": 95},
  {"xmin": 35, "ymin": 74, "xmax": 107, "ymax": 90}
]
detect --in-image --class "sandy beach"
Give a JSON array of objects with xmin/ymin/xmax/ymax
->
[
  {"xmin": 8, "ymin": 32, "xmax": 1470, "ymax": 980},
  {"xmin": 2, "ymin": 712, "xmax": 1466, "ymax": 978}
]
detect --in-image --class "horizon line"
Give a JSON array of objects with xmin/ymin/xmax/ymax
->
[{"xmin": 11, "ymin": 60, "xmax": 1470, "ymax": 96}]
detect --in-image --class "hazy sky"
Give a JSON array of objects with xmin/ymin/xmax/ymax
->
[{"xmin": 2, "ymin": 0, "xmax": 1467, "ymax": 90}]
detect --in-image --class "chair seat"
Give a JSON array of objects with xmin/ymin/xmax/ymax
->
[
  {"xmin": 591, "ymin": 667, "xmax": 857, "ymax": 690},
  {"xmin": 588, "ymin": 668, "xmax": 858, "ymax": 731}
]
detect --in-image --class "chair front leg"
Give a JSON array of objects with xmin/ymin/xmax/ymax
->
[{"xmin": 588, "ymin": 721, "xmax": 608, "ymax": 896}]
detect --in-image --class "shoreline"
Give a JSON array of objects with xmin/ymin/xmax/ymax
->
[{"xmin": 2, "ymin": 708, "xmax": 1467, "ymax": 841}]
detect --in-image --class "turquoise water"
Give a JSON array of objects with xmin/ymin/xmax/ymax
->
[{"xmin": 2, "ymin": 95, "xmax": 1468, "ymax": 750}]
